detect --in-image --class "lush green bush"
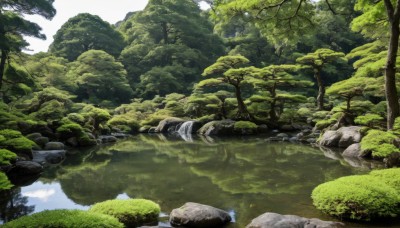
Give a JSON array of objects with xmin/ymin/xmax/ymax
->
[
  {"xmin": 2, "ymin": 137, "xmax": 37, "ymax": 152},
  {"xmin": 360, "ymin": 130, "xmax": 400, "ymax": 158},
  {"xmin": 354, "ymin": 114, "xmax": 384, "ymax": 128},
  {"xmin": 89, "ymin": 199, "xmax": 160, "ymax": 227},
  {"xmin": 107, "ymin": 112, "xmax": 140, "ymax": 133},
  {"xmin": 369, "ymin": 168, "xmax": 400, "ymax": 189},
  {"xmin": 56, "ymin": 123, "xmax": 85, "ymax": 139},
  {"xmin": 312, "ymin": 174, "xmax": 400, "ymax": 221},
  {"xmin": 0, "ymin": 172, "xmax": 13, "ymax": 190},
  {"xmin": 0, "ymin": 129, "xmax": 23, "ymax": 139},
  {"xmin": 234, "ymin": 121, "xmax": 258, "ymax": 131},
  {"xmin": 1, "ymin": 209, "xmax": 123, "ymax": 228},
  {"xmin": 0, "ymin": 149, "xmax": 17, "ymax": 165}
]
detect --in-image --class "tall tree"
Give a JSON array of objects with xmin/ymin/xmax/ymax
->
[
  {"xmin": 0, "ymin": 0, "xmax": 56, "ymax": 95},
  {"xmin": 296, "ymin": 48, "xmax": 346, "ymax": 110},
  {"xmin": 49, "ymin": 13, "xmax": 125, "ymax": 61},
  {"xmin": 352, "ymin": 0, "xmax": 400, "ymax": 129}
]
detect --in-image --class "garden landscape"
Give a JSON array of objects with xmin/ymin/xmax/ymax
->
[{"xmin": 1, "ymin": 0, "xmax": 400, "ymax": 227}]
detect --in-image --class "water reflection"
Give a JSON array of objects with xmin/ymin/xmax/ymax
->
[
  {"xmin": 0, "ymin": 188, "xmax": 34, "ymax": 224},
  {"xmin": 0, "ymin": 135, "xmax": 372, "ymax": 227}
]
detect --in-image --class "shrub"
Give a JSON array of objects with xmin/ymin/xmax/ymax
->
[
  {"xmin": 0, "ymin": 172, "xmax": 13, "ymax": 190},
  {"xmin": 0, "ymin": 149, "xmax": 17, "ymax": 165},
  {"xmin": 89, "ymin": 199, "xmax": 160, "ymax": 227},
  {"xmin": 56, "ymin": 123, "xmax": 85, "ymax": 139},
  {"xmin": 1, "ymin": 209, "xmax": 123, "ymax": 228},
  {"xmin": 312, "ymin": 175, "xmax": 400, "ymax": 221},
  {"xmin": 0, "ymin": 129, "xmax": 23, "ymax": 139},
  {"xmin": 360, "ymin": 130, "xmax": 400, "ymax": 158},
  {"xmin": 369, "ymin": 168, "xmax": 400, "ymax": 189},
  {"xmin": 234, "ymin": 121, "xmax": 257, "ymax": 131},
  {"xmin": 354, "ymin": 114, "xmax": 384, "ymax": 128}
]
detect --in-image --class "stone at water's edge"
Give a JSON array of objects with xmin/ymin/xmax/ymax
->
[
  {"xmin": 44, "ymin": 141, "xmax": 65, "ymax": 150},
  {"xmin": 32, "ymin": 150, "xmax": 66, "ymax": 165},
  {"xmin": 342, "ymin": 143, "xmax": 363, "ymax": 158},
  {"xmin": 169, "ymin": 202, "xmax": 231, "ymax": 228},
  {"xmin": 155, "ymin": 117, "xmax": 186, "ymax": 133},
  {"xmin": 246, "ymin": 212, "xmax": 344, "ymax": 228},
  {"xmin": 319, "ymin": 126, "xmax": 361, "ymax": 148},
  {"xmin": 198, "ymin": 120, "xmax": 235, "ymax": 136},
  {"xmin": 9, "ymin": 161, "xmax": 43, "ymax": 175}
]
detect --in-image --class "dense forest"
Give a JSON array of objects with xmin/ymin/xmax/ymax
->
[{"xmin": 2, "ymin": 0, "xmax": 400, "ymax": 227}]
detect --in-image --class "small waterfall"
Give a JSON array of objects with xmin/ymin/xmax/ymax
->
[{"xmin": 177, "ymin": 121, "xmax": 195, "ymax": 142}]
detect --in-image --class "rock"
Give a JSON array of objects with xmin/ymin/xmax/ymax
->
[
  {"xmin": 342, "ymin": 143, "xmax": 363, "ymax": 158},
  {"xmin": 148, "ymin": 127, "xmax": 157, "ymax": 133},
  {"xmin": 276, "ymin": 133, "xmax": 289, "ymax": 138},
  {"xmin": 307, "ymin": 138, "xmax": 317, "ymax": 143},
  {"xmin": 280, "ymin": 125, "xmax": 295, "ymax": 131},
  {"xmin": 246, "ymin": 212, "xmax": 344, "ymax": 228},
  {"xmin": 33, "ymin": 150, "xmax": 66, "ymax": 165},
  {"xmin": 384, "ymin": 152, "xmax": 400, "ymax": 168},
  {"xmin": 66, "ymin": 137, "xmax": 79, "ymax": 147},
  {"xmin": 111, "ymin": 132, "xmax": 130, "ymax": 138},
  {"xmin": 34, "ymin": 136, "xmax": 49, "ymax": 148},
  {"xmin": 257, "ymin": 124, "xmax": 269, "ymax": 134},
  {"xmin": 198, "ymin": 120, "xmax": 235, "ymax": 136},
  {"xmin": 9, "ymin": 161, "xmax": 43, "ymax": 175},
  {"xmin": 169, "ymin": 202, "xmax": 231, "ymax": 228},
  {"xmin": 139, "ymin": 126, "xmax": 152, "ymax": 133},
  {"xmin": 44, "ymin": 142, "xmax": 65, "ymax": 150},
  {"xmin": 155, "ymin": 117, "xmax": 185, "ymax": 133},
  {"xmin": 319, "ymin": 126, "xmax": 362, "ymax": 148},
  {"xmin": 26, "ymin": 133, "xmax": 42, "ymax": 141},
  {"xmin": 99, "ymin": 135, "xmax": 118, "ymax": 143}
]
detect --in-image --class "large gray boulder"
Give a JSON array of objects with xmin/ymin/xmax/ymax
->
[
  {"xmin": 44, "ymin": 142, "xmax": 65, "ymax": 150},
  {"xmin": 319, "ymin": 126, "xmax": 361, "ymax": 148},
  {"xmin": 342, "ymin": 143, "xmax": 363, "ymax": 158},
  {"xmin": 98, "ymin": 135, "xmax": 118, "ymax": 143},
  {"xmin": 169, "ymin": 202, "xmax": 231, "ymax": 228},
  {"xmin": 33, "ymin": 150, "xmax": 66, "ymax": 165},
  {"xmin": 198, "ymin": 120, "xmax": 235, "ymax": 136},
  {"xmin": 9, "ymin": 161, "xmax": 43, "ymax": 175},
  {"xmin": 155, "ymin": 117, "xmax": 185, "ymax": 133},
  {"xmin": 246, "ymin": 212, "xmax": 344, "ymax": 228}
]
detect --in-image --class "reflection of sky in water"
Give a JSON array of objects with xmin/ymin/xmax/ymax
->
[{"xmin": 20, "ymin": 181, "xmax": 89, "ymax": 212}]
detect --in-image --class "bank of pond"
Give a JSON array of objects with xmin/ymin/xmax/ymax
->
[{"xmin": 1, "ymin": 132, "xmax": 400, "ymax": 227}]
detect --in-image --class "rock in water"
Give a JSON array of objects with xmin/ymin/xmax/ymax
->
[
  {"xmin": 246, "ymin": 212, "xmax": 344, "ymax": 228},
  {"xmin": 169, "ymin": 202, "xmax": 231, "ymax": 228}
]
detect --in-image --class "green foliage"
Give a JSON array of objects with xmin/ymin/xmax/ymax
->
[
  {"xmin": 50, "ymin": 13, "xmax": 125, "ymax": 61},
  {"xmin": 370, "ymin": 168, "xmax": 400, "ymax": 190},
  {"xmin": 361, "ymin": 130, "xmax": 400, "ymax": 159},
  {"xmin": 0, "ymin": 129, "xmax": 22, "ymax": 139},
  {"xmin": 56, "ymin": 123, "xmax": 85, "ymax": 139},
  {"xmin": 355, "ymin": 114, "xmax": 384, "ymax": 128},
  {"xmin": 0, "ymin": 172, "xmax": 13, "ymax": 190},
  {"xmin": 0, "ymin": 149, "xmax": 17, "ymax": 165},
  {"xmin": 89, "ymin": 199, "xmax": 160, "ymax": 227},
  {"xmin": 107, "ymin": 112, "xmax": 140, "ymax": 133},
  {"xmin": 297, "ymin": 108, "xmax": 312, "ymax": 117},
  {"xmin": 67, "ymin": 50, "xmax": 133, "ymax": 105},
  {"xmin": 2, "ymin": 137, "xmax": 37, "ymax": 153},
  {"xmin": 1, "ymin": 209, "xmax": 124, "ymax": 228},
  {"xmin": 31, "ymin": 100, "xmax": 67, "ymax": 122},
  {"xmin": 312, "ymin": 174, "xmax": 400, "ymax": 221},
  {"xmin": 234, "ymin": 121, "xmax": 257, "ymax": 130}
]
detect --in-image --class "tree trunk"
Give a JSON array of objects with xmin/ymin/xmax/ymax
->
[
  {"xmin": 269, "ymin": 83, "xmax": 278, "ymax": 122},
  {"xmin": 234, "ymin": 84, "xmax": 252, "ymax": 120},
  {"xmin": 384, "ymin": 0, "xmax": 400, "ymax": 130},
  {"xmin": 161, "ymin": 22, "xmax": 168, "ymax": 44},
  {"xmin": 315, "ymin": 69, "xmax": 325, "ymax": 110},
  {"xmin": 0, "ymin": 49, "xmax": 8, "ymax": 94}
]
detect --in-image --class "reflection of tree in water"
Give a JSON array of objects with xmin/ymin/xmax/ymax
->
[{"xmin": 0, "ymin": 188, "xmax": 34, "ymax": 223}]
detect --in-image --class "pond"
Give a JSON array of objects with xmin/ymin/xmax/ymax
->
[{"xmin": 0, "ymin": 134, "xmax": 396, "ymax": 227}]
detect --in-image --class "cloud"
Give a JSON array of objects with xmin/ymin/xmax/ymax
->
[{"xmin": 22, "ymin": 189, "xmax": 56, "ymax": 202}]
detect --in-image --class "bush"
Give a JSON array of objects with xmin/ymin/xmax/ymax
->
[
  {"xmin": 354, "ymin": 114, "xmax": 384, "ymax": 127},
  {"xmin": 0, "ymin": 149, "xmax": 17, "ymax": 165},
  {"xmin": 0, "ymin": 172, "xmax": 13, "ymax": 190},
  {"xmin": 56, "ymin": 123, "xmax": 85, "ymax": 139},
  {"xmin": 1, "ymin": 209, "xmax": 123, "ymax": 228},
  {"xmin": 369, "ymin": 168, "xmax": 400, "ymax": 189},
  {"xmin": 234, "ymin": 121, "xmax": 257, "ymax": 131},
  {"xmin": 360, "ymin": 130, "xmax": 400, "ymax": 158},
  {"xmin": 312, "ymin": 174, "xmax": 400, "ymax": 221},
  {"xmin": 0, "ymin": 129, "xmax": 23, "ymax": 139},
  {"xmin": 89, "ymin": 199, "xmax": 160, "ymax": 227}
]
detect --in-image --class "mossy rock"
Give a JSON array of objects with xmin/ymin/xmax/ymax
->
[
  {"xmin": 0, "ymin": 129, "xmax": 23, "ymax": 139},
  {"xmin": 312, "ymin": 174, "xmax": 400, "ymax": 221},
  {"xmin": 78, "ymin": 134, "xmax": 97, "ymax": 147},
  {"xmin": 1, "ymin": 209, "xmax": 123, "ymax": 228},
  {"xmin": 0, "ymin": 149, "xmax": 17, "ymax": 166},
  {"xmin": 369, "ymin": 168, "xmax": 400, "ymax": 189},
  {"xmin": 89, "ymin": 199, "xmax": 160, "ymax": 227},
  {"xmin": 360, "ymin": 129, "xmax": 400, "ymax": 158},
  {"xmin": 56, "ymin": 123, "xmax": 85, "ymax": 139},
  {"xmin": 0, "ymin": 172, "xmax": 13, "ymax": 190},
  {"xmin": 233, "ymin": 121, "xmax": 258, "ymax": 135},
  {"xmin": 2, "ymin": 137, "xmax": 37, "ymax": 159}
]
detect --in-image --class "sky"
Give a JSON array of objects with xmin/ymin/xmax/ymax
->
[{"xmin": 24, "ymin": 0, "xmax": 210, "ymax": 54}]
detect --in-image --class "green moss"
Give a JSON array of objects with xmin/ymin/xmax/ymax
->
[
  {"xmin": 77, "ymin": 134, "xmax": 97, "ymax": 147},
  {"xmin": 0, "ymin": 172, "xmax": 13, "ymax": 190},
  {"xmin": 360, "ymin": 130, "xmax": 400, "ymax": 158},
  {"xmin": 234, "ymin": 121, "xmax": 257, "ymax": 130},
  {"xmin": 0, "ymin": 149, "xmax": 17, "ymax": 165},
  {"xmin": 2, "ymin": 137, "xmax": 37, "ymax": 153},
  {"xmin": 315, "ymin": 118, "xmax": 337, "ymax": 130},
  {"xmin": 297, "ymin": 107, "xmax": 312, "ymax": 117},
  {"xmin": 354, "ymin": 114, "xmax": 384, "ymax": 127},
  {"xmin": 1, "ymin": 209, "xmax": 123, "ymax": 228},
  {"xmin": 89, "ymin": 199, "xmax": 160, "ymax": 227},
  {"xmin": 369, "ymin": 168, "xmax": 400, "ymax": 189},
  {"xmin": 0, "ymin": 129, "xmax": 23, "ymax": 139},
  {"xmin": 312, "ymin": 175, "xmax": 400, "ymax": 221},
  {"xmin": 56, "ymin": 123, "xmax": 85, "ymax": 139},
  {"xmin": 107, "ymin": 113, "xmax": 140, "ymax": 133}
]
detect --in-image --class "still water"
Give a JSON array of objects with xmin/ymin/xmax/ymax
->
[{"xmin": 0, "ymin": 134, "xmax": 392, "ymax": 227}]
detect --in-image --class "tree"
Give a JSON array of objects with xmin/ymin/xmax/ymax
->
[
  {"xmin": 201, "ymin": 55, "xmax": 255, "ymax": 120},
  {"xmin": 49, "ymin": 13, "xmax": 125, "ymax": 61},
  {"xmin": 0, "ymin": 0, "xmax": 56, "ymax": 95},
  {"xmin": 250, "ymin": 65, "xmax": 313, "ymax": 123},
  {"xmin": 296, "ymin": 48, "xmax": 346, "ymax": 110},
  {"xmin": 351, "ymin": 0, "xmax": 400, "ymax": 129},
  {"xmin": 66, "ymin": 50, "xmax": 133, "ymax": 105},
  {"xmin": 119, "ymin": 0, "xmax": 224, "ymax": 98}
]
